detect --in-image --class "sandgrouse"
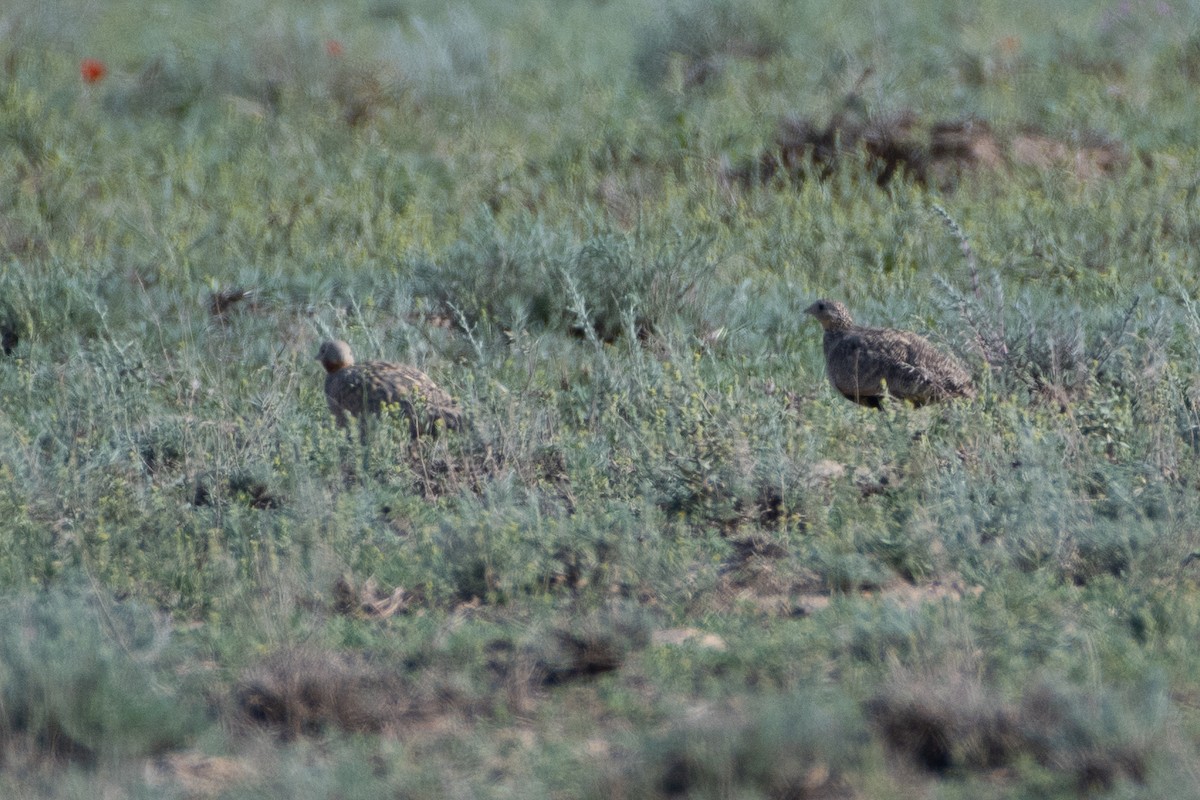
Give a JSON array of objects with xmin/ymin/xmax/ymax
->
[
  {"xmin": 804, "ymin": 299, "xmax": 974, "ymax": 408},
  {"xmin": 317, "ymin": 340, "xmax": 463, "ymax": 438}
]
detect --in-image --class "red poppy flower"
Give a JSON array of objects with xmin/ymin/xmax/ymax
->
[
  {"xmin": 80, "ymin": 58, "xmax": 107, "ymax": 84},
  {"xmin": 324, "ymin": 39, "xmax": 344, "ymax": 58}
]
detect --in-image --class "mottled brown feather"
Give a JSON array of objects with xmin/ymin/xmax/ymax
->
[
  {"xmin": 317, "ymin": 340, "xmax": 462, "ymax": 438},
  {"xmin": 804, "ymin": 300, "xmax": 974, "ymax": 407}
]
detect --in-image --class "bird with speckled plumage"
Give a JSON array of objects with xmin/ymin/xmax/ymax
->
[
  {"xmin": 317, "ymin": 340, "xmax": 463, "ymax": 438},
  {"xmin": 804, "ymin": 300, "xmax": 974, "ymax": 408}
]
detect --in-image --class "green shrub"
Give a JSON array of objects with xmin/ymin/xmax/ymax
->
[
  {"xmin": 0, "ymin": 588, "xmax": 203, "ymax": 763},
  {"xmin": 633, "ymin": 0, "xmax": 787, "ymax": 88},
  {"xmin": 603, "ymin": 690, "xmax": 869, "ymax": 798}
]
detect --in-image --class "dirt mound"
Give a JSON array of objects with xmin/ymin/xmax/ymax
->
[
  {"xmin": 234, "ymin": 648, "xmax": 411, "ymax": 739},
  {"xmin": 727, "ymin": 108, "xmax": 1128, "ymax": 190},
  {"xmin": 867, "ymin": 669, "xmax": 1153, "ymax": 792}
]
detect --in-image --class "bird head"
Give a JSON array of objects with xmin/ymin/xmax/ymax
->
[
  {"xmin": 316, "ymin": 340, "xmax": 356, "ymax": 373},
  {"xmin": 804, "ymin": 299, "xmax": 854, "ymax": 331}
]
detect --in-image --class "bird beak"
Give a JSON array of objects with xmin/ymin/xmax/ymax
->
[{"xmin": 803, "ymin": 303, "xmax": 818, "ymax": 317}]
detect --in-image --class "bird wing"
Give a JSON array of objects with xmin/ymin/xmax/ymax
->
[
  {"xmin": 325, "ymin": 360, "xmax": 463, "ymax": 438},
  {"xmin": 889, "ymin": 331, "xmax": 973, "ymax": 398},
  {"xmin": 825, "ymin": 332, "xmax": 894, "ymax": 402},
  {"xmin": 370, "ymin": 362, "xmax": 463, "ymax": 431},
  {"xmin": 826, "ymin": 329, "xmax": 969, "ymax": 404},
  {"xmin": 365, "ymin": 361, "xmax": 455, "ymax": 408}
]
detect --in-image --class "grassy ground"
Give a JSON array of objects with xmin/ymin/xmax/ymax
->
[{"xmin": 4, "ymin": 0, "xmax": 1200, "ymax": 796}]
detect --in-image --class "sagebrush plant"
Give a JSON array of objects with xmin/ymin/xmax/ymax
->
[
  {"xmin": 632, "ymin": 0, "xmax": 788, "ymax": 89},
  {"xmin": 3, "ymin": 0, "xmax": 1200, "ymax": 795},
  {"xmin": 600, "ymin": 689, "xmax": 871, "ymax": 798},
  {"xmin": 0, "ymin": 588, "xmax": 205, "ymax": 764}
]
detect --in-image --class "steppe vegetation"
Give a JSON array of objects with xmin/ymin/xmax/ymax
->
[{"xmin": 4, "ymin": 0, "xmax": 1200, "ymax": 796}]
